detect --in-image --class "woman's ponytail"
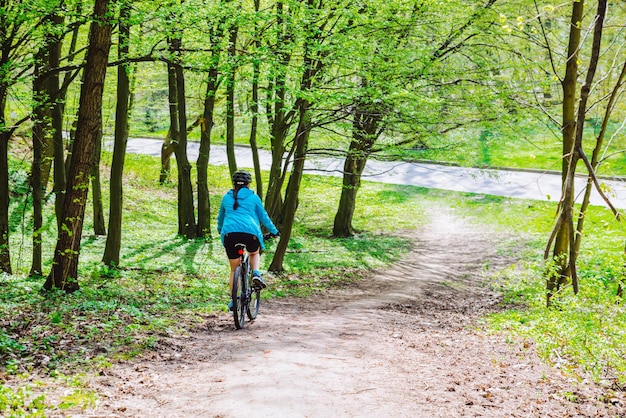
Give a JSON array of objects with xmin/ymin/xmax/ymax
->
[{"xmin": 233, "ymin": 185, "xmax": 241, "ymax": 210}]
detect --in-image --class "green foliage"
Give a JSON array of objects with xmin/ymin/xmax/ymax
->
[
  {"xmin": 4, "ymin": 1, "xmax": 626, "ymax": 412},
  {"xmin": 9, "ymin": 167, "xmax": 30, "ymax": 198},
  {"xmin": 5, "ymin": 145, "xmax": 626, "ymax": 407},
  {"xmin": 490, "ymin": 265, "xmax": 626, "ymax": 388},
  {"xmin": 478, "ymin": 202, "xmax": 626, "ymax": 388},
  {"xmin": 3, "ymin": 151, "xmax": 427, "ymax": 380},
  {"xmin": 393, "ymin": 120, "xmax": 626, "ymax": 176},
  {"xmin": 0, "ymin": 382, "xmax": 46, "ymax": 418},
  {"xmin": 402, "ymin": 187, "xmax": 626, "ymax": 387}
]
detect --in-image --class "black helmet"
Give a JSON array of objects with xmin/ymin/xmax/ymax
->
[{"xmin": 232, "ymin": 170, "xmax": 252, "ymax": 186}]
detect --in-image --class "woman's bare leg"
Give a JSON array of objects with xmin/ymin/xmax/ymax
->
[
  {"xmin": 249, "ymin": 251, "xmax": 260, "ymax": 272},
  {"xmin": 228, "ymin": 258, "xmax": 239, "ymax": 292}
]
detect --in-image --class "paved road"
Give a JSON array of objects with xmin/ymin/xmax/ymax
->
[{"xmin": 119, "ymin": 137, "xmax": 626, "ymax": 210}]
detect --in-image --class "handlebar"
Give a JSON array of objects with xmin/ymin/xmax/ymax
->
[{"xmin": 263, "ymin": 232, "xmax": 280, "ymax": 240}]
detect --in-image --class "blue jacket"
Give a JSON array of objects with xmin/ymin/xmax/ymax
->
[{"xmin": 217, "ymin": 187, "xmax": 279, "ymax": 249}]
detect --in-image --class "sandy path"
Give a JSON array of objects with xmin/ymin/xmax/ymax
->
[{"xmin": 75, "ymin": 210, "xmax": 624, "ymax": 418}]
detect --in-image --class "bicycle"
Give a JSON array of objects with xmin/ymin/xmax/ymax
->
[{"xmin": 231, "ymin": 233, "xmax": 278, "ymax": 329}]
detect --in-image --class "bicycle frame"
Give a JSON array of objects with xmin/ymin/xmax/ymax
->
[
  {"xmin": 230, "ymin": 234, "xmax": 278, "ymax": 329},
  {"xmin": 236, "ymin": 244, "xmax": 250, "ymax": 279},
  {"xmin": 231, "ymin": 243, "xmax": 261, "ymax": 329}
]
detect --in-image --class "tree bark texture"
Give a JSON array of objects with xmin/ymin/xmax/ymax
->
[
  {"xmin": 226, "ymin": 25, "xmax": 238, "ymax": 176},
  {"xmin": 0, "ymin": 65, "xmax": 11, "ymax": 273},
  {"xmin": 269, "ymin": 108, "xmax": 309, "ymax": 271},
  {"xmin": 50, "ymin": 20, "xmax": 67, "ymax": 233},
  {"xmin": 264, "ymin": 0, "xmax": 291, "ymax": 222},
  {"xmin": 160, "ymin": 129, "xmax": 175, "ymax": 184},
  {"xmin": 174, "ymin": 62, "xmax": 196, "ymax": 239},
  {"xmin": 250, "ymin": 0, "xmax": 263, "ymax": 199},
  {"xmin": 333, "ymin": 96, "xmax": 380, "ymax": 238},
  {"xmin": 565, "ymin": 0, "xmax": 607, "ymax": 294},
  {"xmin": 167, "ymin": 27, "xmax": 196, "ymax": 238},
  {"xmin": 44, "ymin": 0, "xmax": 113, "ymax": 291},
  {"xmin": 104, "ymin": 3, "xmax": 131, "ymax": 266},
  {"xmin": 546, "ymin": 0, "xmax": 609, "ymax": 304},
  {"xmin": 198, "ymin": 69, "xmax": 218, "ymax": 237},
  {"xmin": 31, "ymin": 53, "xmax": 49, "ymax": 276},
  {"xmin": 91, "ymin": 130, "xmax": 106, "ymax": 236},
  {"xmin": 270, "ymin": 20, "xmax": 317, "ymax": 270},
  {"xmin": 197, "ymin": 13, "xmax": 227, "ymax": 238},
  {"xmin": 546, "ymin": 0, "xmax": 584, "ymax": 303},
  {"xmin": 41, "ymin": 12, "xmax": 65, "ymax": 190}
]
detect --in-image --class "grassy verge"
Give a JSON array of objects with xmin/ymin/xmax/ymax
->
[
  {"xmin": 389, "ymin": 121, "xmax": 626, "ymax": 178},
  {"xmin": 2, "ymin": 150, "xmax": 626, "ymax": 415},
  {"xmin": 453, "ymin": 195, "xmax": 626, "ymax": 392},
  {"xmin": 2, "ymin": 150, "xmax": 423, "ymax": 414},
  {"xmin": 131, "ymin": 119, "xmax": 626, "ymax": 177}
]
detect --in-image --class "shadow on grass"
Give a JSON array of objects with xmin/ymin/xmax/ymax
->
[{"xmin": 119, "ymin": 235, "xmax": 212, "ymax": 276}]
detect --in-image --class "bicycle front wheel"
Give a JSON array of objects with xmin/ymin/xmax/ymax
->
[
  {"xmin": 247, "ymin": 278, "xmax": 260, "ymax": 320},
  {"xmin": 232, "ymin": 266, "xmax": 246, "ymax": 329}
]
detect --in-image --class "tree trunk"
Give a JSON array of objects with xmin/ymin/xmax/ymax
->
[
  {"xmin": 333, "ymin": 92, "xmax": 380, "ymax": 237},
  {"xmin": 166, "ymin": 60, "xmax": 183, "ymax": 231},
  {"xmin": 91, "ymin": 130, "xmax": 106, "ymax": 236},
  {"xmin": 160, "ymin": 129, "xmax": 175, "ymax": 184},
  {"xmin": 615, "ymin": 238, "xmax": 626, "ymax": 298},
  {"xmin": 44, "ymin": 0, "xmax": 113, "ymax": 292},
  {"xmin": 197, "ymin": 3, "xmax": 229, "ymax": 238},
  {"xmin": 565, "ymin": 0, "xmax": 607, "ymax": 294},
  {"xmin": 41, "ymin": 12, "xmax": 65, "ymax": 190},
  {"xmin": 333, "ymin": 143, "xmax": 370, "ymax": 238},
  {"xmin": 546, "ymin": 0, "xmax": 607, "ymax": 305},
  {"xmin": 0, "ymin": 31, "xmax": 12, "ymax": 273},
  {"xmin": 270, "ymin": 21, "xmax": 318, "ymax": 270},
  {"xmin": 174, "ymin": 61, "xmax": 196, "ymax": 238},
  {"xmin": 29, "ymin": 7, "xmax": 65, "ymax": 276},
  {"xmin": 31, "ymin": 51, "xmax": 50, "ymax": 276},
  {"xmin": 264, "ymin": 121, "xmax": 287, "ymax": 223},
  {"xmin": 264, "ymin": 0, "xmax": 290, "ymax": 222},
  {"xmin": 166, "ymin": 25, "xmax": 196, "ymax": 238},
  {"xmin": 31, "ymin": 123, "xmax": 44, "ymax": 275},
  {"xmin": 270, "ymin": 108, "xmax": 310, "ymax": 272},
  {"xmin": 103, "ymin": 2, "xmax": 131, "ymax": 267},
  {"xmin": 49, "ymin": 2, "xmax": 82, "ymax": 204},
  {"xmin": 196, "ymin": 115, "xmax": 210, "ymax": 238},
  {"xmin": 226, "ymin": 25, "xmax": 238, "ymax": 176},
  {"xmin": 0, "ymin": 124, "xmax": 9, "ymax": 274},
  {"xmin": 197, "ymin": 68, "xmax": 218, "ymax": 237},
  {"xmin": 51, "ymin": 18, "xmax": 67, "ymax": 234},
  {"xmin": 161, "ymin": 117, "xmax": 202, "ymax": 186},
  {"xmin": 546, "ymin": 0, "xmax": 584, "ymax": 304},
  {"xmin": 53, "ymin": 103, "xmax": 67, "ymax": 234},
  {"xmin": 250, "ymin": 0, "xmax": 263, "ymax": 198}
]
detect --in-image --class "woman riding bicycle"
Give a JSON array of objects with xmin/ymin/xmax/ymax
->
[{"xmin": 217, "ymin": 170, "xmax": 279, "ymax": 311}]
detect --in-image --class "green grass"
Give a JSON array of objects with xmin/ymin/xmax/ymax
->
[
  {"xmin": 3, "ymin": 150, "xmax": 425, "ymax": 413},
  {"xmin": 452, "ymin": 196, "xmax": 626, "ymax": 390},
  {"xmin": 3, "ymin": 140, "xmax": 626, "ymax": 413},
  {"xmin": 131, "ymin": 117, "xmax": 626, "ymax": 177},
  {"xmin": 393, "ymin": 120, "xmax": 626, "ymax": 177},
  {"xmin": 2, "ymin": 149, "xmax": 422, "ymax": 360}
]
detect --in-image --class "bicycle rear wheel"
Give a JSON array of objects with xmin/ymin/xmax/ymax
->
[
  {"xmin": 247, "ymin": 277, "xmax": 260, "ymax": 320},
  {"xmin": 232, "ymin": 266, "xmax": 246, "ymax": 329}
]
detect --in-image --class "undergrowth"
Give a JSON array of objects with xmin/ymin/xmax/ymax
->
[
  {"xmin": 1, "ymin": 151, "xmax": 421, "ymax": 414},
  {"xmin": 470, "ymin": 198, "xmax": 626, "ymax": 391},
  {"xmin": 3, "ymin": 147, "xmax": 626, "ymax": 414}
]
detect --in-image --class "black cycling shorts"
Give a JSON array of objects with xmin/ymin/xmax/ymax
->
[{"xmin": 223, "ymin": 232, "xmax": 260, "ymax": 259}]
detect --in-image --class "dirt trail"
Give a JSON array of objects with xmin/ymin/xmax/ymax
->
[{"xmin": 77, "ymin": 209, "xmax": 623, "ymax": 417}]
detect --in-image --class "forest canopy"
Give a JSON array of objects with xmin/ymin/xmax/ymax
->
[{"xmin": 1, "ymin": 1, "xmax": 625, "ymax": 301}]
